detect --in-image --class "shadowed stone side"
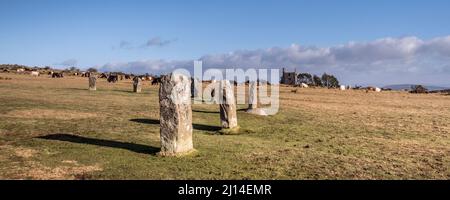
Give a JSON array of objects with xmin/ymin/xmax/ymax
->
[
  {"xmin": 219, "ymin": 80, "xmax": 238, "ymax": 129},
  {"xmin": 89, "ymin": 76, "xmax": 96, "ymax": 91},
  {"xmin": 191, "ymin": 78, "xmax": 202, "ymax": 98},
  {"xmin": 158, "ymin": 73, "xmax": 193, "ymax": 156},
  {"xmin": 133, "ymin": 77, "xmax": 142, "ymax": 93}
]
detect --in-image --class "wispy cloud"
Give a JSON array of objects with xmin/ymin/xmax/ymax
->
[
  {"xmin": 143, "ymin": 37, "xmax": 177, "ymax": 47},
  {"xmin": 119, "ymin": 40, "xmax": 133, "ymax": 49},
  {"xmin": 116, "ymin": 37, "xmax": 176, "ymax": 50},
  {"xmin": 57, "ymin": 59, "xmax": 78, "ymax": 67}
]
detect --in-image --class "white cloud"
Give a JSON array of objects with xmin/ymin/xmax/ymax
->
[
  {"xmin": 420, "ymin": 36, "xmax": 450, "ymax": 57},
  {"xmin": 99, "ymin": 60, "xmax": 190, "ymax": 74},
  {"xmin": 99, "ymin": 36, "xmax": 450, "ymax": 86}
]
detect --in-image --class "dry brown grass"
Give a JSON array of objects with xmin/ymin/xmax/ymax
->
[
  {"xmin": 13, "ymin": 161, "xmax": 102, "ymax": 180},
  {"xmin": 0, "ymin": 145, "xmax": 37, "ymax": 158},
  {"xmin": 0, "ymin": 73, "xmax": 449, "ymax": 179},
  {"xmin": 22, "ymin": 162, "xmax": 102, "ymax": 180},
  {"xmin": 2, "ymin": 109, "xmax": 98, "ymax": 120},
  {"xmin": 0, "ymin": 144, "xmax": 102, "ymax": 180}
]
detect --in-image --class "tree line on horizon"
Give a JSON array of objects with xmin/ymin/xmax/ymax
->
[{"xmin": 296, "ymin": 72, "xmax": 340, "ymax": 88}]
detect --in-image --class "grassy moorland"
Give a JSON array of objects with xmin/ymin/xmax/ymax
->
[{"xmin": 0, "ymin": 73, "xmax": 449, "ymax": 179}]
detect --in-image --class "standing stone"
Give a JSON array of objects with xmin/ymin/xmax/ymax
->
[
  {"xmin": 159, "ymin": 73, "xmax": 193, "ymax": 156},
  {"xmin": 248, "ymin": 81, "xmax": 258, "ymax": 109},
  {"xmin": 89, "ymin": 76, "xmax": 96, "ymax": 91},
  {"xmin": 191, "ymin": 78, "xmax": 202, "ymax": 98},
  {"xmin": 133, "ymin": 77, "xmax": 142, "ymax": 93},
  {"xmin": 219, "ymin": 80, "xmax": 238, "ymax": 129}
]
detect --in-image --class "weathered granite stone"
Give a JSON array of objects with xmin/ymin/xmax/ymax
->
[
  {"xmin": 219, "ymin": 80, "xmax": 238, "ymax": 129},
  {"xmin": 159, "ymin": 73, "xmax": 193, "ymax": 156},
  {"xmin": 245, "ymin": 81, "xmax": 268, "ymax": 116},
  {"xmin": 133, "ymin": 77, "xmax": 142, "ymax": 93},
  {"xmin": 89, "ymin": 76, "xmax": 96, "ymax": 91},
  {"xmin": 248, "ymin": 81, "xmax": 257, "ymax": 109}
]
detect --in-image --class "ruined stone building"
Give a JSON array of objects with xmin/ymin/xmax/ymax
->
[{"xmin": 281, "ymin": 68, "xmax": 298, "ymax": 85}]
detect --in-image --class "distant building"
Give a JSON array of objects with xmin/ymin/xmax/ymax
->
[{"xmin": 281, "ymin": 68, "xmax": 298, "ymax": 85}]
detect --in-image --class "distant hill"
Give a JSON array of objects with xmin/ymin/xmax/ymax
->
[{"xmin": 383, "ymin": 84, "xmax": 450, "ymax": 91}]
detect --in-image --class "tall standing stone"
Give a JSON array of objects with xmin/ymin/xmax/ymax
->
[
  {"xmin": 89, "ymin": 76, "xmax": 96, "ymax": 91},
  {"xmin": 219, "ymin": 80, "xmax": 238, "ymax": 129},
  {"xmin": 248, "ymin": 81, "xmax": 257, "ymax": 109},
  {"xmin": 245, "ymin": 81, "xmax": 268, "ymax": 116},
  {"xmin": 159, "ymin": 73, "xmax": 193, "ymax": 156},
  {"xmin": 133, "ymin": 77, "xmax": 142, "ymax": 93}
]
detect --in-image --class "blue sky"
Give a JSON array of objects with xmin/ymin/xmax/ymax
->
[{"xmin": 1, "ymin": 0, "xmax": 450, "ymax": 86}]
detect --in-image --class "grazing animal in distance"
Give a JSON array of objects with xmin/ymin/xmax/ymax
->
[
  {"xmin": 52, "ymin": 72, "xmax": 64, "ymax": 78},
  {"xmin": 107, "ymin": 74, "xmax": 118, "ymax": 83},
  {"xmin": 340, "ymin": 85, "xmax": 346, "ymax": 90},
  {"xmin": 99, "ymin": 73, "xmax": 108, "ymax": 78},
  {"xmin": 365, "ymin": 86, "xmax": 376, "ymax": 92},
  {"xmin": 301, "ymin": 83, "xmax": 309, "ymax": 88},
  {"xmin": 31, "ymin": 71, "xmax": 39, "ymax": 77},
  {"xmin": 81, "ymin": 72, "xmax": 91, "ymax": 77},
  {"xmin": 410, "ymin": 85, "xmax": 428, "ymax": 94},
  {"xmin": 151, "ymin": 77, "xmax": 161, "ymax": 85}
]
